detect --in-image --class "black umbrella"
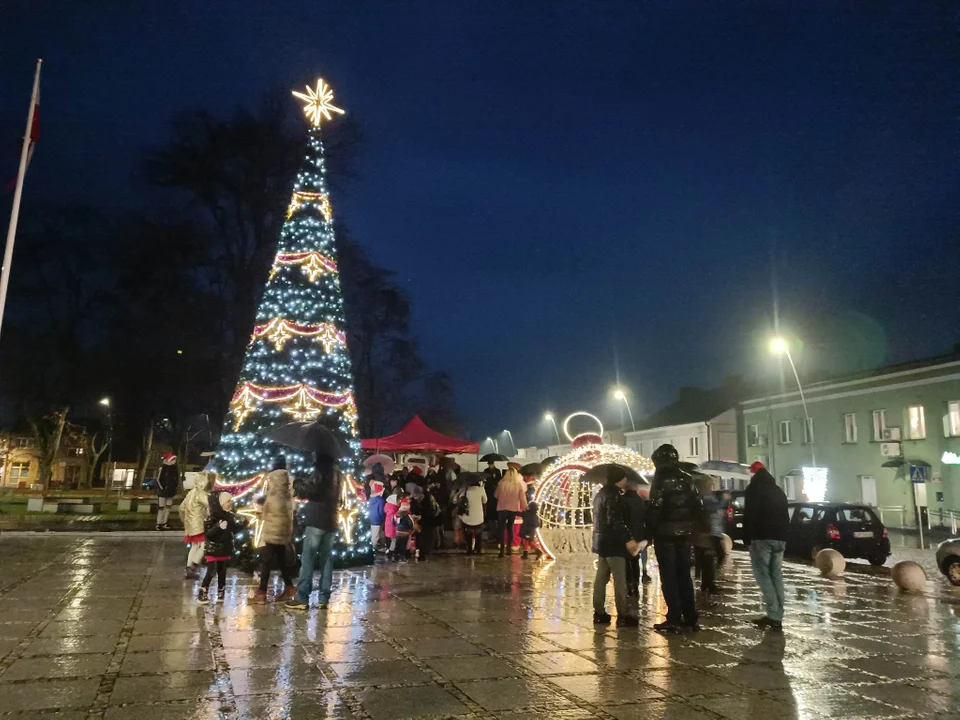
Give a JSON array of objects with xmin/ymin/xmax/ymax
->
[
  {"xmin": 520, "ymin": 462, "xmax": 541, "ymax": 477},
  {"xmin": 583, "ymin": 463, "xmax": 646, "ymax": 486},
  {"xmin": 480, "ymin": 453, "xmax": 507, "ymax": 463},
  {"xmin": 679, "ymin": 461, "xmax": 699, "ymax": 473},
  {"xmin": 540, "ymin": 456, "xmax": 560, "ymax": 468},
  {"xmin": 262, "ymin": 421, "xmax": 348, "ymax": 458}
]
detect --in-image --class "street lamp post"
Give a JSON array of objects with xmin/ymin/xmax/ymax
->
[
  {"xmin": 613, "ymin": 388, "xmax": 636, "ymax": 432},
  {"xmin": 543, "ymin": 413, "xmax": 561, "ymax": 444},
  {"xmin": 485, "ymin": 437, "xmax": 499, "ymax": 454},
  {"xmin": 99, "ymin": 397, "xmax": 113, "ymax": 491},
  {"xmin": 502, "ymin": 429, "xmax": 517, "ymax": 456},
  {"xmin": 770, "ymin": 338, "xmax": 815, "ymax": 467}
]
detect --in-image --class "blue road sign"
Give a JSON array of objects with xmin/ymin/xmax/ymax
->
[{"xmin": 909, "ymin": 465, "xmax": 927, "ymax": 484}]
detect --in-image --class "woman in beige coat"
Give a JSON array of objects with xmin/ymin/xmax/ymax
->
[{"xmin": 252, "ymin": 456, "xmax": 297, "ymax": 603}]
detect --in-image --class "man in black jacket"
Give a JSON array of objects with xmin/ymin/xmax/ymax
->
[
  {"xmin": 286, "ymin": 454, "xmax": 341, "ymax": 611},
  {"xmin": 155, "ymin": 453, "xmax": 180, "ymax": 530},
  {"xmin": 592, "ymin": 466, "xmax": 640, "ymax": 626},
  {"xmin": 744, "ymin": 461, "xmax": 789, "ymax": 630},
  {"xmin": 646, "ymin": 444, "xmax": 702, "ymax": 632},
  {"xmin": 622, "ymin": 477, "xmax": 650, "ymax": 594}
]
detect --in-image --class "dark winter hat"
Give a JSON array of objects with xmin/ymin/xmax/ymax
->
[
  {"xmin": 651, "ymin": 444, "xmax": 680, "ymax": 467},
  {"xmin": 273, "ymin": 456, "xmax": 287, "ymax": 470}
]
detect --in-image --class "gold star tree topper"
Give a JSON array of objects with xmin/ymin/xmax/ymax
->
[{"xmin": 292, "ymin": 78, "xmax": 345, "ymax": 127}]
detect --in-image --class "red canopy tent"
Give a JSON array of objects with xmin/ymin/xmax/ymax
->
[{"xmin": 361, "ymin": 415, "xmax": 479, "ymax": 454}]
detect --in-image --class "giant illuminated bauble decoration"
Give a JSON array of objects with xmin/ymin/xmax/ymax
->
[{"xmin": 533, "ymin": 412, "xmax": 654, "ymax": 558}]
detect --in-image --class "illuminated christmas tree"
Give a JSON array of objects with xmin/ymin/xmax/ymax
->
[{"xmin": 215, "ymin": 78, "xmax": 372, "ymax": 568}]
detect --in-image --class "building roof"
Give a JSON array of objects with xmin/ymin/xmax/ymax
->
[
  {"xmin": 631, "ymin": 379, "xmax": 746, "ymax": 432},
  {"xmin": 744, "ymin": 348, "xmax": 960, "ymax": 406}
]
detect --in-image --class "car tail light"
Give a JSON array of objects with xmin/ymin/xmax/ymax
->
[
  {"xmin": 827, "ymin": 523, "xmax": 841, "ymax": 540},
  {"xmin": 727, "ymin": 507, "xmax": 733, "ymax": 522},
  {"xmin": 882, "ymin": 530, "xmax": 888, "ymax": 538}
]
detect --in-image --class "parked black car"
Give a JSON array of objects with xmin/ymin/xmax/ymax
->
[
  {"xmin": 786, "ymin": 502, "xmax": 890, "ymax": 566},
  {"xmin": 713, "ymin": 490, "xmax": 747, "ymax": 542}
]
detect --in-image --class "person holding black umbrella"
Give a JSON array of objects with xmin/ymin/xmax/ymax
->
[
  {"xmin": 592, "ymin": 465, "xmax": 640, "ymax": 627},
  {"xmin": 286, "ymin": 453, "xmax": 341, "ymax": 611},
  {"xmin": 646, "ymin": 444, "xmax": 702, "ymax": 632},
  {"xmin": 482, "ymin": 458, "xmax": 502, "ymax": 547}
]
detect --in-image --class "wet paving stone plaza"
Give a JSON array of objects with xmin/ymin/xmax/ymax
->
[{"xmin": 0, "ymin": 536, "xmax": 958, "ymax": 719}]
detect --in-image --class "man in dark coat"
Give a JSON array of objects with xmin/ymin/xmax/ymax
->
[
  {"xmin": 646, "ymin": 444, "xmax": 702, "ymax": 632},
  {"xmin": 621, "ymin": 477, "xmax": 650, "ymax": 595},
  {"xmin": 592, "ymin": 466, "xmax": 640, "ymax": 627},
  {"xmin": 286, "ymin": 454, "xmax": 341, "ymax": 611},
  {"xmin": 482, "ymin": 461, "xmax": 501, "ymax": 544},
  {"xmin": 743, "ymin": 461, "xmax": 790, "ymax": 630},
  {"xmin": 155, "ymin": 452, "xmax": 179, "ymax": 530}
]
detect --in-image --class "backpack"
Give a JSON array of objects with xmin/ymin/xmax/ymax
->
[{"xmin": 456, "ymin": 490, "xmax": 469, "ymax": 516}]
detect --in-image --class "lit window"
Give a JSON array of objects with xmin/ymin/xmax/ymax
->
[
  {"xmin": 9, "ymin": 462, "xmax": 30, "ymax": 481},
  {"xmin": 844, "ymin": 414, "xmax": 858, "ymax": 443},
  {"xmin": 778, "ymin": 420, "xmax": 792, "ymax": 444},
  {"xmin": 907, "ymin": 406, "xmax": 926, "ymax": 440},
  {"xmin": 948, "ymin": 401, "xmax": 960, "ymax": 437},
  {"xmin": 689, "ymin": 436, "xmax": 699, "ymax": 457},
  {"xmin": 803, "ymin": 418, "xmax": 815, "ymax": 444},
  {"xmin": 872, "ymin": 410, "xmax": 887, "ymax": 441},
  {"xmin": 748, "ymin": 424, "xmax": 760, "ymax": 446}
]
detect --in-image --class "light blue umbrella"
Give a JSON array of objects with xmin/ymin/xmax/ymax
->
[{"xmin": 697, "ymin": 460, "xmax": 752, "ymax": 481}]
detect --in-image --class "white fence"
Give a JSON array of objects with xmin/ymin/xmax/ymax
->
[{"xmin": 876, "ymin": 505, "xmax": 960, "ymax": 534}]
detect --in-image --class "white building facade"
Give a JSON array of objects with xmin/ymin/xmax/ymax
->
[{"xmin": 623, "ymin": 409, "xmax": 739, "ymax": 465}]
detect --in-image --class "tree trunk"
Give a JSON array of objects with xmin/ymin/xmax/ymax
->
[
  {"xmin": 30, "ymin": 408, "xmax": 69, "ymax": 490},
  {"xmin": 84, "ymin": 432, "xmax": 109, "ymax": 489}
]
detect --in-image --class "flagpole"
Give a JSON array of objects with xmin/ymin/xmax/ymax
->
[{"xmin": 0, "ymin": 58, "xmax": 42, "ymax": 343}]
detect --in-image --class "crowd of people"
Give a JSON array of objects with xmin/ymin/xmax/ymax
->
[
  {"xmin": 363, "ymin": 459, "xmax": 541, "ymax": 560},
  {"xmin": 591, "ymin": 444, "xmax": 789, "ymax": 632},
  {"xmin": 176, "ymin": 445, "xmax": 790, "ymax": 631}
]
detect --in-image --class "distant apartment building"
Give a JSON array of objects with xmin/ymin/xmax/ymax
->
[
  {"xmin": 623, "ymin": 381, "xmax": 743, "ymax": 481},
  {"xmin": 740, "ymin": 352, "xmax": 960, "ymax": 525},
  {"xmin": 0, "ymin": 432, "xmax": 89, "ymax": 490}
]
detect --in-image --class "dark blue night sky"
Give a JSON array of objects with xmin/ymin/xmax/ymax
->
[{"xmin": 3, "ymin": 2, "xmax": 957, "ymax": 445}]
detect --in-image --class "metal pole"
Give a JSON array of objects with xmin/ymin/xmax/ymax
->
[
  {"xmin": 914, "ymin": 484, "xmax": 924, "ymax": 548},
  {"xmin": 0, "ymin": 59, "xmax": 42, "ymax": 342},
  {"xmin": 784, "ymin": 349, "xmax": 815, "ymax": 467},
  {"xmin": 548, "ymin": 417, "xmax": 561, "ymax": 444},
  {"xmin": 622, "ymin": 398, "xmax": 636, "ymax": 432},
  {"xmin": 106, "ymin": 410, "xmax": 112, "ymax": 490},
  {"xmin": 503, "ymin": 430, "xmax": 517, "ymax": 456}
]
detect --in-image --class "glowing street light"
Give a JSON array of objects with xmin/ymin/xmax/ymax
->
[
  {"xmin": 770, "ymin": 336, "xmax": 815, "ymax": 467},
  {"xmin": 485, "ymin": 436, "xmax": 499, "ymax": 454},
  {"xmin": 612, "ymin": 387, "xmax": 636, "ymax": 432},
  {"xmin": 99, "ymin": 397, "xmax": 111, "ymax": 407},
  {"xmin": 543, "ymin": 412, "xmax": 561, "ymax": 444}
]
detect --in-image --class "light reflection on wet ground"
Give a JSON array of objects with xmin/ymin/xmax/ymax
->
[{"xmin": 0, "ymin": 535, "xmax": 958, "ymax": 719}]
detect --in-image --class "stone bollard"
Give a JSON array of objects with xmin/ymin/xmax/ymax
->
[
  {"xmin": 891, "ymin": 561, "xmax": 926, "ymax": 593},
  {"xmin": 720, "ymin": 534, "xmax": 734, "ymax": 555},
  {"xmin": 815, "ymin": 548, "xmax": 845, "ymax": 576}
]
